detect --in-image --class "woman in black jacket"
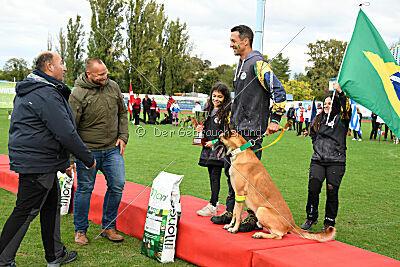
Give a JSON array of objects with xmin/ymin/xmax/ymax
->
[
  {"xmin": 301, "ymin": 83, "xmax": 351, "ymax": 230},
  {"xmin": 196, "ymin": 83, "xmax": 231, "ymax": 216}
]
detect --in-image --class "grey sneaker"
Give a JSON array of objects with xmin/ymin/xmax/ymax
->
[
  {"xmin": 197, "ymin": 203, "xmax": 218, "ymax": 216},
  {"xmin": 47, "ymin": 250, "xmax": 78, "ymax": 267}
]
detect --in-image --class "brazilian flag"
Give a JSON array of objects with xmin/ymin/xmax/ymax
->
[{"xmin": 338, "ymin": 9, "xmax": 400, "ymax": 137}]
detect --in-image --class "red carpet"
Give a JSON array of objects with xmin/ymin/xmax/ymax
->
[{"xmin": 0, "ymin": 154, "xmax": 398, "ymax": 266}]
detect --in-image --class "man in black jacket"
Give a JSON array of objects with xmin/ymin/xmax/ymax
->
[
  {"xmin": 142, "ymin": 94, "xmax": 152, "ymax": 122},
  {"xmin": 0, "ymin": 52, "xmax": 96, "ymax": 267},
  {"xmin": 211, "ymin": 25, "xmax": 286, "ymax": 232},
  {"xmin": 286, "ymin": 104, "xmax": 296, "ymax": 131}
]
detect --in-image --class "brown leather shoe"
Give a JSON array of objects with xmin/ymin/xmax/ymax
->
[
  {"xmin": 100, "ymin": 229, "xmax": 124, "ymax": 242},
  {"xmin": 75, "ymin": 232, "xmax": 88, "ymax": 245}
]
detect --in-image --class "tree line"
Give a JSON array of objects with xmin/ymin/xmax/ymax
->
[{"xmin": 0, "ymin": 1, "xmax": 347, "ymax": 100}]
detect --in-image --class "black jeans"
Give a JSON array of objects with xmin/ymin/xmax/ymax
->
[
  {"xmin": 306, "ymin": 162, "xmax": 345, "ymax": 226},
  {"xmin": 0, "ymin": 173, "xmax": 65, "ymax": 265},
  {"xmin": 143, "ymin": 109, "xmax": 151, "ymax": 122},
  {"xmin": 224, "ymin": 138, "xmax": 263, "ymax": 213},
  {"xmin": 297, "ymin": 122, "xmax": 303, "ymax": 135},
  {"xmin": 133, "ymin": 108, "xmax": 140, "ymax": 125},
  {"xmin": 207, "ymin": 166, "xmax": 222, "ymax": 207}
]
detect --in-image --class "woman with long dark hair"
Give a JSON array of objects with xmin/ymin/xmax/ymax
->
[
  {"xmin": 196, "ymin": 82, "xmax": 231, "ymax": 216},
  {"xmin": 301, "ymin": 83, "xmax": 351, "ymax": 230}
]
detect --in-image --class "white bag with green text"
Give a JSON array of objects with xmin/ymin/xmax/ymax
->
[
  {"xmin": 57, "ymin": 171, "xmax": 74, "ymax": 216},
  {"xmin": 141, "ymin": 171, "xmax": 183, "ymax": 263}
]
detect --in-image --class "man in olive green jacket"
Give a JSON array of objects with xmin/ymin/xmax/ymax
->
[{"xmin": 69, "ymin": 58, "xmax": 129, "ymax": 245}]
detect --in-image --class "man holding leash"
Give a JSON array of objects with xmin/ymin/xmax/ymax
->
[
  {"xmin": 211, "ymin": 25, "xmax": 286, "ymax": 232},
  {"xmin": 69, "ymin": 58, "xmax": 129, "ymax": 245}
]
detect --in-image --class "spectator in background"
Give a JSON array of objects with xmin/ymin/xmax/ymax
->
[
  {"xmin": 370, "ymin": 112, "xmax": 378, "ymax": 140},
  {"xmin": 296, "ymin": 102, "xmax": 304, "ymax": 136},
  {"xmin": 384, "ymin": 124, "xmax": 393, "ymax": 141},
  {"xmin": 170, "ymin": 100, "xmax": 181, "ymax": 126},
  {"xmin": 156, "ymin": 107, "xmax": 161, "ymax": 122},
  {"xmin": 286, "ymin": 104, "xmax": 296, "ymax": 131},
  {"xmin": 305, "ymin": 105, "xmax": 312, "ymax": 133},
  {"xmin": 133, "ymin": 93, "xmax": 141, "ymax": 126},
  {"xmin": 352, "ymin": 107, "xmax": 362, "ymax": 141},
  {"xmin": 167, "ymin": 95, "xmax": 174, "ymax": 120},
  {"xmin": 192, "ymin": 101, "xmax": 202, "ymax": 114},
  {"xmin": 317, "ymin": 103, "xmax": 323, "ymax": 115},
  {"xmin": 142, "ymin": 94, "xmax": 152, "ymax": 123},
  {"xmin": 150, "ymin": 97, "xmax": 157, "ymax": 122}
]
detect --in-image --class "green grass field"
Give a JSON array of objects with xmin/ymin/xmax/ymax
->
[{"xmin": 0, "ymin": 109, "xmax": 399, "ymax": 265}]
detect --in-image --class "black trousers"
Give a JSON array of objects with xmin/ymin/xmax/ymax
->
[
  {"xmin": 297, "ymin": 122, "xmax": 303, "ymax": 135},
  {"xmin": 353, "ymin": 129, "xmax": 360, "ymax": 139},
  {"xmin": 306, "ymin": 162, "xmax": 345, "ymax": 226},
  {"xmin": 370, "ymin": 121, "xmax": 378, "ymax": 139},
  {"xmin": 143, "ymin": 109, "xmax": 151, "ymax": 122},
  {"xmin": 207, "ymin": 166, "xmax": 222, "ymax": 207},
  {"xmin": 224, "ymin": 138, "xmax": 263, "ymax": 213},
  {"xmin": 0, "ymin": 173, "xmax": 65, "ymax": 265},
  {"xmin": 384, "ymin": 124, "xmax": 393, "ymax": 140},
  {"xmin": 133, "ymin": 108, "xmax": 140, "ymax": 125}
]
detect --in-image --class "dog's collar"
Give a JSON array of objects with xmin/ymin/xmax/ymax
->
[{"xmin": 230, "ymin": 141, "xmax": 253, "ymax": 157}]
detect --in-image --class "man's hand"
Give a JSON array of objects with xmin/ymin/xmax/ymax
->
[
  {"xmin": 264, "ymin": 122, "xmax": 281, "ymax": 136},
  {"xmin": 116, "ymin": 138, "xmax": 126, "ymax": 156},
  {"xmin": 65, "ymin": 164, "xmax": 76, "ymax": 178},
  {"xmin": 86, "ymin": 159, "xmax": 96, "ymax": 170}
]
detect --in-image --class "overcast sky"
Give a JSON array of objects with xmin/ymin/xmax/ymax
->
[{"xmin": 0, "ymin": 0, "xmax": 399, "ymax": 76}]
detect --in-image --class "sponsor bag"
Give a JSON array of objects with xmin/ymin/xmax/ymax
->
[
  {"xmin": 57, "ymin": 171, "xmax": 74, "ymax": 215},
  {"xmin": 141, "ymin": 171, "xmax": 183, "ymax": 263}
]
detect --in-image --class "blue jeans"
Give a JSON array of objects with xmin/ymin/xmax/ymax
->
[{"xmin": 73, "ymin": 147, "xmax": 125, "ymax": 233}]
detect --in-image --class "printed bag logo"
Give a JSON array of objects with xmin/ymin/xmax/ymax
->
[{"xmin": 151, "ymin": 188, "xmax": 168, "ymax": 201}]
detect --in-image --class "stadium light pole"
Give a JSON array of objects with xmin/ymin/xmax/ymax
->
[{"xmin": 254, "ymin": 0, "xmax": 266, "ymax": 53}]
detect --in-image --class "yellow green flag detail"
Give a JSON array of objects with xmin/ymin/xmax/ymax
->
[{"xmin": 338, "ymin": 9, "xmax": 400, "ymax": 137}]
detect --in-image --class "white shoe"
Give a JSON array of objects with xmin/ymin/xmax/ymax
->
[
  {"xmin": 352, "ymin": 138, "xmax": 357, "ymax": 141},
  {"xmin": 197, "ymin": 203, "xmax": 217, "ymax": 216},
  {"xmin": 358, "ymin": 139, "xmax": 362, "ymax": 141}
]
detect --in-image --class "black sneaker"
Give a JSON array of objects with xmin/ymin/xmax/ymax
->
[
  {"xmin": 210, "ymin": 211, "xmax": 233, "ymax": 225},
  {"xmin": 238, "ymin": 213, "xmax": 263, "ymax": 232},
  {"xmin": 47, "ymin": 250, "xmax": 78, "ymax": 267},
  {"xmin": 301, "ymin": 219, "xmax": 318, "ymax": 230}
]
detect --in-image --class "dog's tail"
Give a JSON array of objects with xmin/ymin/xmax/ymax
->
[{"xmin": 292, "ymin": 225, "xmax": 336, "ymax": 242}]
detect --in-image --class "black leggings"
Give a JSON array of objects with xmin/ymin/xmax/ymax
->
[
  {"xmin": 306, "ymin": 162, "xmax": 345, "ymax": 226},
  {"xmin": 207, "ymin": 166, "xmax": 222, "ymax": 206}
]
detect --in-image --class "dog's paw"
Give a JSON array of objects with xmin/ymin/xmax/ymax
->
[
  {"xmin": 223, "ymin": 224, "xmax": 232, "ymax": 230},
  {"xmin": 252, "ymin": 232, "xmax": 263, "ymax": 239},
  {"xmin": 228, "ymin": 228, "xmax": 238, "ymax": 234}
]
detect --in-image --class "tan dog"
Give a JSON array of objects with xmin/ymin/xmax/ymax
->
[{"xmin": 217, "ymin": 131, "xmax": 336, "ymax": 241}]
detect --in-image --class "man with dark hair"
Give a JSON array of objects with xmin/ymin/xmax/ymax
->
[
  {"xmin": 142, "ymin": 94, "xmax": 152, "ymax": 122},
  {"xmin": 210, "ymin": 25, "xmax": 286, "ymax": 232},
  {"xmin": 0, "ymin": 51, "xmax": 96, "ymax": 267},
  {"xmin": 69, "ymin": 58, "xmax": 129, "ymax": 245}
]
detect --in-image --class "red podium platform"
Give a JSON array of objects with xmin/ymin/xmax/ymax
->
[{"xmin": 0, "ymin": 154, "xmax": 398, "ymax": 266}]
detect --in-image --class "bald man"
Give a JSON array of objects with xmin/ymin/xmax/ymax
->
[
  {"xmin": 1, "ymin": 52, "xmax": 96, "ymax": 266},
  {"xmin": 69, "ymin": 58, "xmax": 129, "ymax": 245}
]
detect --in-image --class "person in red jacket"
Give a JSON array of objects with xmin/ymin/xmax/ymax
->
[
  {"xmin": 133, "ymin": 93, "xmax": 141, "ymax": 125},
  {"xmin": 166, "ymin": 95, "xmax": 174, "ymax": 120}
]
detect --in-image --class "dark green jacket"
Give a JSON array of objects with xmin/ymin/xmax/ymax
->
[{"xmin": 69, "ymin": 73, "xmax": 129, "ymax": 152}]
